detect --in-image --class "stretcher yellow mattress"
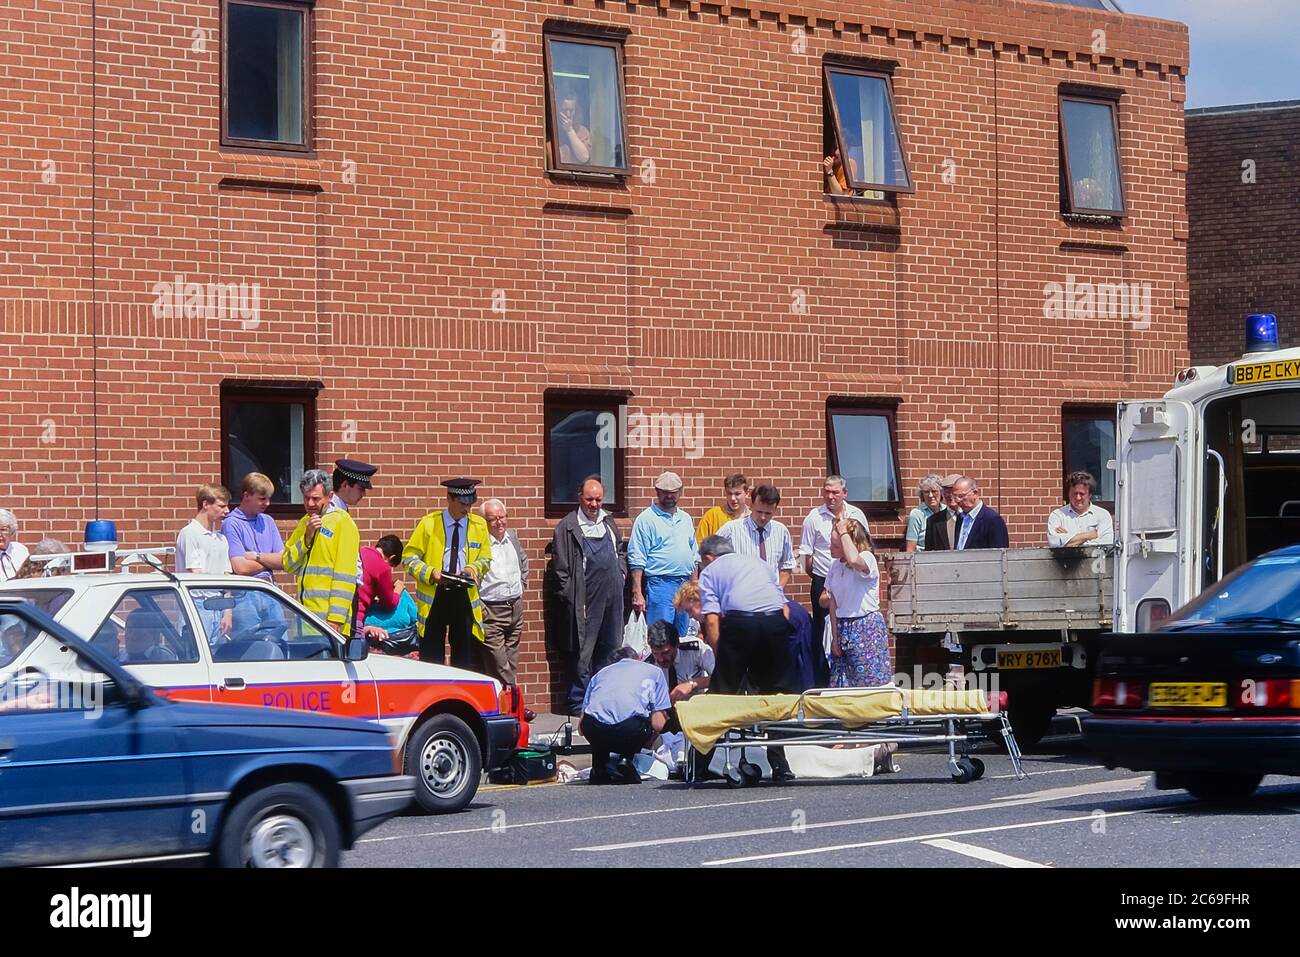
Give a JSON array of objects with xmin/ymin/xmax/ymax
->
[{"xmin": 676, "ymin": 688, "xmax": 990, "ymax": 753}]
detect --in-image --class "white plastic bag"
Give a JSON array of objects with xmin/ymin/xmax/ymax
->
[{"xmin": 622, "ymin": 610, "xmax": 649, "ymax": 657}]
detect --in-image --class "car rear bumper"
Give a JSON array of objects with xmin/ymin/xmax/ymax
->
[
  {"xmin": 342, "ymin": 774, "xmax": 417, "ymax": 842},
  {"xmin": 483, "ymin": 714, "xmax": 519, "ymax": 769},
  {"xmin": 1084, "ymin": 716, "xmax": 1300, "ymax": 774}
]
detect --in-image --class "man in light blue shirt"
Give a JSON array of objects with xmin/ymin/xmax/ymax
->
[
  {"xmin": 580, "ymin": 649, "xmax": 671, "ymax": 785},
  {"xmin": 628, "ymin": 471, "xmax": 697, "ymax": 634},
  {"xmin": 697, "ymin": 535, "xmax": 795, "ymax": 782}
]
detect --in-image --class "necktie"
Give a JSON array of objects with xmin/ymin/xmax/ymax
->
[
  {"xmin": 447, "ymin": 520, "xmax": 460, "ymax": 574},
  {"xmin": 960, "ymin": 514, "xmax": 972, "ymax": 549},
  {"xmin": 757, "ymin": 526, "xmax": 767, "ymax": 561}
]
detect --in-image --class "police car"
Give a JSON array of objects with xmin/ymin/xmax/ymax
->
[{"xmin": 0, "ymin": 547, "xmax": 518, "ymax": 814}]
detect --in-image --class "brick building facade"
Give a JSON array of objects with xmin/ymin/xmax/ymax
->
[
  {"xmin": 1187, "ymin": 101, "xmax": 1300, "ymax": 367},
  {"xmin": 0, "ymin": 0, "xmax": 1189, "ymax": 704}
]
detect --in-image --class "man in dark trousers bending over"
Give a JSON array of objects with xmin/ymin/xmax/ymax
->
[{"xmin": 697, "ymin": 534, "xmax": 796, "ymax": 783}]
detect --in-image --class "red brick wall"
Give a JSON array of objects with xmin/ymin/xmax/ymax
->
[
  {"xmin": 0, "ymin": 0, "xmax": 1189, "ymax": 707},
  {"xmin": 1186, "ymin": 103, "xmax": 1300, "ymax": 367}
]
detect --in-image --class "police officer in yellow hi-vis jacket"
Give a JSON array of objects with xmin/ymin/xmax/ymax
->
[
  {"xmin": 404, "ymin": 478, "xmax": 491, "ymax": 670},
  {"xmin": 283, "ymin": 460, "xmax": 376, "ymax": 638}
]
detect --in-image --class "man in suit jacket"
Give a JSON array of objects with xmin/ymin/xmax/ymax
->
[
  {"xmin": 952, "ymin": 477, "xmax": 1010, "ymax": 550},
  {"xmin": 923, "ymin": 473, "xmax": 964, "ymax": 551}
]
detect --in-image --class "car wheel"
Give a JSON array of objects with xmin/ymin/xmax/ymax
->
[
  {"xmin": 405, "ymin": 714, "xmax": 483, "ymax": 814},
  {"xmin": 1005, "ymin": 697, "xmax": 1056, "ymax": 752},
  {"xmin": 1184, "ymin": 772, "xmax": 1262, "ymax": 804},
  {"xmin": 217, "ymin": 783, "xmax": 340, "ymax": 868}
]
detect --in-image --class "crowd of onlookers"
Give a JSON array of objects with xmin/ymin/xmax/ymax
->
[{"xmin": 0, "ymin": 464, "xmax": 1114, "ymax": 784}]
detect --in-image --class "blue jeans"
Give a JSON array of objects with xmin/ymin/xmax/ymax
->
[
  {"xmin": 230, "ymin": 589, "xmax": 287, "ymax": 642},
  {"xmin": 644, "ymin": 574, "xmax": 690, "ymax": 636}
]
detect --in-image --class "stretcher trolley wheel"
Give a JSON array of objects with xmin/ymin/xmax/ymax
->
[
  {"xmin": 950, "ymin": 757, "xmax": 979, "ymax": 783},
  {"xmin": 967, "ymin": 757, "xmax": 985, "ymax": 781}
]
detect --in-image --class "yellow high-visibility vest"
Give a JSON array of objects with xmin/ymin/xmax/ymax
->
[
  {"xmin": 402, "ymin": 510, "xmax": 492, "ymax": 644},
  {"xmin": 283, "ymin": 507, "xmax": 361, "ymax": 637}
]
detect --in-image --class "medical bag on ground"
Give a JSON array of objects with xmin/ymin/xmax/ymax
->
[{"xmin": 489, "ymin": 747, "xmax": 558, "ymax": 785}]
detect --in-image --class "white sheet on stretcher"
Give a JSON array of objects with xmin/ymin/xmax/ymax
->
[{"xmin": 675, "ymin": 688, "xmax": 990, "ymax": 753}]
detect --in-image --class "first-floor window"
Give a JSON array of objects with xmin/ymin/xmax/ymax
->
[
  {"xmin": 223, "ymin": 0, "xmax": 311, "ymax": 150},
  {"xmin": 1059, "ymin": 94, "xmax": 1125, "ymax": 217},
  {"xmin": 826, "ymin": 401, "xmax": 902, "ymax": 511},
  {"xmin": 220, "ymin": 381, "xmax": 319, "ymax": 519},
  {"xmin": 544, "ymin": 390, "xmax": 626, "ymax": 517},
  {"xmin": 544, "ymin": 31, "xmax": 630, "ymax": 175},
  {"xmin": 1062, "ymin": 406, "xmax": 1117, "ymax": 511}
]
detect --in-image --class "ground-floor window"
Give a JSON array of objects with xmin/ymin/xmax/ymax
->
[
  {"xmin": 544, "ymin": 390, "xmax": 627, "ymax": 517},
  {"xmin": 220, "ymin": 380, "xmax": 319, "ymax": 519},
  {"xmin": 1062, "ymin": 405, "xmax": 1117, "ymax": 512},
  {"xmin": 825, "ymin": 400, "xmax": 902, "ymax": 513}
]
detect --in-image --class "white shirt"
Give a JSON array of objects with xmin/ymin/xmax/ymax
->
[
  {"xmin": 798, "ymin": 503, "xmax": 870, "ymax": 578},
  {"xmin": 719, "ymin": 516, "xmax": 795, "ymax": 576},
  {"xmin": 0, "ymin": 541, "xmax": 30, "ymax": 581},
  {"xmin": 825, "ymin": 553, "xmax": 880, "ymax": 618},
  {"xmin": 176, "ymin": 519, "xmax": 233, "ymax": 574},
  {"xmin": 480, "ymin": 531, "xmax": 523, "ymax": 602},
  {"xmin": 1048, "ymin": 504, "xmax": 1114, "ymax": 547}
]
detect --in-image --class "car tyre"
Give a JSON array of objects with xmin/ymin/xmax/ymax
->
[
  {"xmin": 1184, "ymin": 772, "xmax": 1262, "ymax": 804},
  {"xmin": 405, "ymin": 714, "xmax": 482, "ymax": 814},
  {"xmin": 217, "ymin": 782, "xmax": 339, "ymax": 868}
]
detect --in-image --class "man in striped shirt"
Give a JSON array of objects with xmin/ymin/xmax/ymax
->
[{"xmin": 718, "ymin": 483, "xmax": 795, "ymax": 588}]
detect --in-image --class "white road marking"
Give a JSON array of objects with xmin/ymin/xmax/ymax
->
[
  {"xmin": 357, "ymin": 796, "xmax": 796, "ymax": 843},
  {"xmin": 923, "ymin": 838, "xmax": 1050, "ymax": 868},
  {"xmin": 991, "ymin": 764, "xmax": 1106, "ymax": 780},
  {"xmin": 573, "ymin": 775, "xmax": 1150, "ymax": 852},
  {"xmin": 702, "ymin": 809, "xmax": 1145, "ymax": 866}
]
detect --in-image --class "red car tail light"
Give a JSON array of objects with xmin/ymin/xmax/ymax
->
[
  {"xmin": 1093, "ymin": 678, "xmax": 1147, "ymax": 708},
  {"xmin": 1237, "ymin": 679, "xmax": 1298, "ymax": 709}
]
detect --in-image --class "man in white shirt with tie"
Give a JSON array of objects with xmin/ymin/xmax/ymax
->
[
  {"xmin": 719, "ymin": 483, "xmax": 795, "ymax": 588},
  {"xmin": 1048, "ymin": 471, "xmax": 1114, "ymax": 547}
]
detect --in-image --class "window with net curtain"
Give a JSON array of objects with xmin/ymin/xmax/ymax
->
[
  {"xmin": 1060, "ymin": 97, "xmax": 1125, "ymax": 216},
  {"xmin": 824, "ymin": 66, "xmax": 912, "ymax": 197},
  {"xmin": 545, "ymin": 36, "xmax": 628, "ymax": 173},
  {"xmin": 225, "ymin": 1, "xmax": 306, "ymax": 147},
  {"xmin": 827, "ymin": 407, "xmax": 901, "ymax": 506}
]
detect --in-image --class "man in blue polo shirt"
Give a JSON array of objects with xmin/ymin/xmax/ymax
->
[
  {"xmin": 580, "ymin": 649, "xmax": 671, "ymax": 784},
  {"xmin": 628, "ymin": 471, "xmax": 697, "ymax": 634},
  {"xmin": 222, "ymin": 471, "xmax": 287, "ymax": 639}
]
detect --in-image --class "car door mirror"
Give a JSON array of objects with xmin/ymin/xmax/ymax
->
[{"xmin": 345, "ymin": 637, "xmax": 368, "ymax": 662}]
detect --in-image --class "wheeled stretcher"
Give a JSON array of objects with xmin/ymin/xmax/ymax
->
[{"xmin": 675, "ymin": 686, "xmax": 1028, "ymax": 786}]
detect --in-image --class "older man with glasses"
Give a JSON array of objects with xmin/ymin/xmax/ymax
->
[{"xmin": 0, "ymin": 510, "xmax": 29, "ymax": 582}]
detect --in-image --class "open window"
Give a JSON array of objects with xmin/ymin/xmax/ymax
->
[
  {"xmin": 544, "ymin": 29, "xmax": 630, "ymax": 175},
  {"xmin": 822, "ymin": 63, "xmax": 912, "ymax": 199},
  {"xmin": 220, "ymin": 380, "xmax": 320, "ymax": 519},
  {"xmin": 1062, "ymin": 406, "xmax": 1117, "ymax": 514},
  {"xmin": 1059, "ymin": 93, "xmax": 1125, "ymax": 217},
  {"xmin": 826, "ymin": 401, "xmax": 903, "ymax": 513}
]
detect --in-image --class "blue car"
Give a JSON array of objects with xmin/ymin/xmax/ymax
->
[{"xmin": 0, "ymin": 599, "xmax": 414, "ymax": 867}]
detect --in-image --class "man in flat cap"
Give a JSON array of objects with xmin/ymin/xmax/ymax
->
[
  {"xmin": 403, "ymin": 478, "xmax": 493, "ymax": 670},
  {"xmin": 283, "ymin": 459, "xmax": 375, "ymax": 638},
  {"xmin": 628, "ymin": 471, "xmax": 697, "ymax": 635},
  {"xmin": 923, "ymin": 473, "xmax": 965, "ymax": 551}
]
